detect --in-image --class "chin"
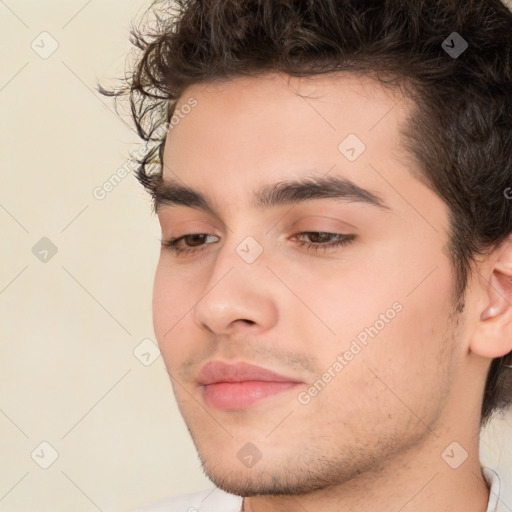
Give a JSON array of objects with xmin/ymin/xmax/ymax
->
[{"xmin": 196, "ymin": 447, "xmax": 352, "ymax": 497}]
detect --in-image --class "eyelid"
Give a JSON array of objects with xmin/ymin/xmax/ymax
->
[{"xmin": 288, "ymin": 214, "xmax": 358, "ymax": 231}]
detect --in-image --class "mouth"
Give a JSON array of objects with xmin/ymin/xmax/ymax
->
[{"xmin": 197, "ymin": 361, "xmax": 303, "ymax": 410}]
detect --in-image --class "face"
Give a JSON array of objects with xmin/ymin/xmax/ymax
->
[{"xmin": 152, "ymin": 72, "xmax": 465, "ymax": 496}]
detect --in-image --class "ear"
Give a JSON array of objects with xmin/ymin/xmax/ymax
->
[{"xmin": 470, "ymin": 235, "xmax": 512, "ymax": 358}]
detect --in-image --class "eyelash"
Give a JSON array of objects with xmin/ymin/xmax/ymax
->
[{"xmin": 160, "ymin": 232, "xmax": 356, "ymax": 256}]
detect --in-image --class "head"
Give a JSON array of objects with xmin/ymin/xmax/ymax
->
[{"xmin": 100, "ymin": 0, "xmax": 512, "ymax": 497}]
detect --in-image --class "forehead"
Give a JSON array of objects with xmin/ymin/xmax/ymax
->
[
  {"xmin": 160, "ymin": 72, "xmax": 416, "ymax": 215},
  {"xmin": 165, "ymin": 71, "xmax": 411, "ymax": 166},
  {"xmin": 173, "ymin": 72, "xmax": 410, "ymax": 147},
  {"xmin": 176, "ymin": 71, "xmax": 406, "ymax": 115}
]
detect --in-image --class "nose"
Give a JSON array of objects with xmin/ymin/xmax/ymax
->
[{"xmin": 191, "ymin": 239, "xmax": 279, "ymax": 336}]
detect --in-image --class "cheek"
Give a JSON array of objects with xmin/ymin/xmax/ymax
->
[
  {"xmin": 299, "ymin": 293, "xmax": 456, "ymax": 448},
  {"xmin": 326, "ymin": 263, "xmax": 454, "ymax": 423},
  {"xmin": 292, "ymin": 230, "xmax": 456, "ymax": 400},
  {"xmin": 326, "ymin": 229, "xmax": 454, "ymax": 347},
  {"xmin": 152, "ymin": 259, "xmax": 199, "ymax": 366},
  {"xmin": 153, "ymin": 256, "xmax": 204, "ymax": 326},
  {"xmin": 152, "ymin": 260, "xmax": 174, "ymax": 340}
]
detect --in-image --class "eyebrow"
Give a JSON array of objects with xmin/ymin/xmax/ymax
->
[{"xmin": 153, "ymin": 174, "xmax": 390, "ymax": 215}]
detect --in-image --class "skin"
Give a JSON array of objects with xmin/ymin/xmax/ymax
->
[{"xmin": 152, "ymin": 72, "xmax": 512, "ymax": 512}]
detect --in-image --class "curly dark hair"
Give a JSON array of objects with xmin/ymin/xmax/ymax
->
[{"xmin": 99, "ymin": 0, "xmax": 512, "ymax": 427}]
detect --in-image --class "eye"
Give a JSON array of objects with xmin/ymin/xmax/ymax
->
[
  {"xmin": 292, "ymin": 232, "xmax": 356, "ymax": 253},
  {"xmin": 160, "ymin": 233, "xmax": 219, "ymax": 256},
  {"xmin": 160, "ymin": 231, "xmax": 355, "ymax": 257}
]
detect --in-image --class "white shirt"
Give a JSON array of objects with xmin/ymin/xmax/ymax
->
[{"xmin": 133, "ymin": 466, "xmax": 503, "ymax": 512}]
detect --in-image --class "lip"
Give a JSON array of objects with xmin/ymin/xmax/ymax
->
[
  {"xmin": 197, "ymin": 361, "xmax": 303, "ymax": 410},
  {"xmin": 197, "ymin": 361, "xmax": 302, "ymax": 385}
]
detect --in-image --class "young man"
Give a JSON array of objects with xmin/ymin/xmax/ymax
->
[{"xmin": 102, "ymin": 0, "xmax": 512, "ymax": 510}]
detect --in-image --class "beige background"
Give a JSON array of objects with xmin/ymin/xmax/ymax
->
[{"xmin": 0, "ymin": 1, "xmax": 511, "ymax": 511}]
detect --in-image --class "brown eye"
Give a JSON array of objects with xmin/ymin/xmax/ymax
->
[
  {"xmin": 160, "ymin": 233, "xmax": 219, "ymax": 255},
  {"xmin": 302, "ymin": 232, "xmax": 334, "ymax": 243},
  {"xmin": 183, "ymin": 234, "xmax": 209, "ymax": 246},
  {"xmin": 293, "ymin": 232, "xmax": 356, "ymax": 253}
]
